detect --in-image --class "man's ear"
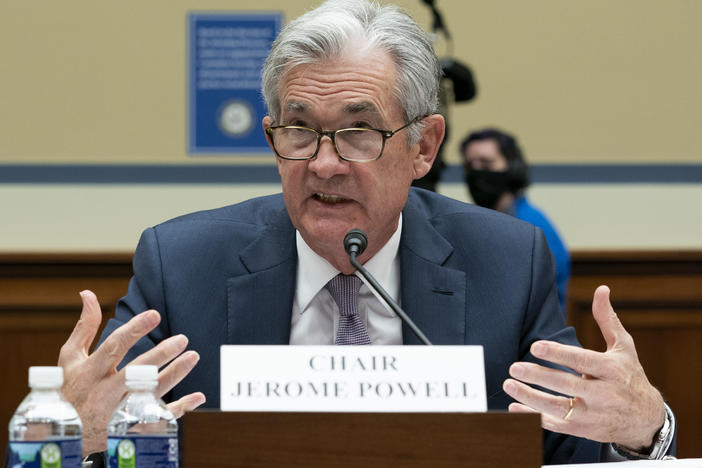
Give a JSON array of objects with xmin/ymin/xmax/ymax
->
[
  {"xmin": 411, "ymin": 114, "xmax": 445, "ymax": 179},
  {"xmin": 263, "ymin": 116, "xmax": 283, "ymax": 173},
  {"xmin": 262, "ymin": 116, "xmax": 274, "ymax": 150}
]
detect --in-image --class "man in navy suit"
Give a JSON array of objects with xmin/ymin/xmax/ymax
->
[{"xmin": 57, "ymin": 0, "xmax": 674, "ymax": 464}]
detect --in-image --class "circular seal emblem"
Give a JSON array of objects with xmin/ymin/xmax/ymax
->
[
  {"xmin": 218, "ymin": 100, "xmax": 254, "ymax": 137},
  {"xmin": 118, "ymin": 439, "xmax": 136, "ymax": 461},
  {"xmin": 40, "ymin": 442, "xmax": 61, "ymax": 464}
]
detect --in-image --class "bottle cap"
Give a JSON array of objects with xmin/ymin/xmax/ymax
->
[
  {"xmin": 125, "ymin": 365, "xmax": 158, "ymax": 383},
  {"xmin": 29, "ymin": 366, "xmax": 63, "ymax": 388}
]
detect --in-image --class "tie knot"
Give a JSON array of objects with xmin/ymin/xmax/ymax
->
[{"xmin": 325, "ymin": 274, "xmax": 362, "ymax": 317}]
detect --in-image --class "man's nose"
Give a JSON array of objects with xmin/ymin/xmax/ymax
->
[{"xmin": 308, "ymin": 136, "xmax": 350, "ymax": 178}]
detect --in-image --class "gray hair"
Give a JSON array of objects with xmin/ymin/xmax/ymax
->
[{"xmin": 261, "ymin": 0, "xmax": 441, "ymax": 144}]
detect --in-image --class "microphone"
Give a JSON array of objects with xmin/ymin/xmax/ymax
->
[
  {"xmin": 344, "ymin": 228, "xmax": 367, "ymax": 257},
  {"xmin": 343, "ymin": 229, "xmax": 432, "ymax": 345}
]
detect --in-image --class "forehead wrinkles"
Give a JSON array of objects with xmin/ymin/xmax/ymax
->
[
  {"xmin": 284, "ymin": 100, "xmax": 381, "ymax": 117},
  {"xmin": 282, "ymin": 73, "xmax": 389, "ymax": 105},
  {"xmin": 279, "ymin": 59, "xmax": 399, "ymax": 120}
]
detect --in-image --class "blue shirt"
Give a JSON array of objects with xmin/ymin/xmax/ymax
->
[{"xmin": 512, "ymin": 195, "xmax": 571, "ymax": 317}]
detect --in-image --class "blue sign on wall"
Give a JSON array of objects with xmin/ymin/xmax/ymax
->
[{"xmin": 188, "ymin": 12, "xmax": 282, "ymax": 154}]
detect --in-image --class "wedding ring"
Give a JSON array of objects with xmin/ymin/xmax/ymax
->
[{"xmin": 564, "ymin": 397, "xmax": 575, "ymax": 421}]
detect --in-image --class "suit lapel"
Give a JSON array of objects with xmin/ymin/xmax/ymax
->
[
  {"xmin": 400, "ymin": 194, "xmax": 467, "ymax": 345},
  {"xmin": 225, "ymin": 192, "xmax": 467, "ymax": 345},
  {"xmin": 226, "ymin": 208, "xmax": 297, "ymax": 344}
]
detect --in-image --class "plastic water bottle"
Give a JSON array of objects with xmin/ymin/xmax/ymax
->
[
  {"xmin": 8, "ymin": 366, "xmax": 83, "ymax": 467},
  {"xmin": 107, "ymin": 365, "xmax": 178, "ymax": 467}
]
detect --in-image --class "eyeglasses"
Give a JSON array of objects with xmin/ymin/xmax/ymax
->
[{"xmin": 265, "ymin": 118, "xmax": 422, "ymax": 163}]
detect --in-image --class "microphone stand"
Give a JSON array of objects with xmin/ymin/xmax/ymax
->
[{"xmin": 347, "ymin": 249, "xmax": 433, "ymax": 346}]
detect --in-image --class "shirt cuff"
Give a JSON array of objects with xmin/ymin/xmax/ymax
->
[{"xmin": 605, "ymin": 402, "xmax": 676, "ymax": 461}]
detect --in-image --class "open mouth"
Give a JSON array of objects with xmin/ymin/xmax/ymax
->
[{"xmin": 313, "ymin": 193, "xmax": 351, "ymax": 204}]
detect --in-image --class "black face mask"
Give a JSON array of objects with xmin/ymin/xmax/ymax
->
[{"xmin": 465, "ymin": 169, "xmax": 512, "ymax": 209}]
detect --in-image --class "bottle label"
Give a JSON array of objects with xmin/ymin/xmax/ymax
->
[
  {"xmin": 107, "ymin": 436, "xmax": 178, "ymax": 468},
  {"xmin": 8, "ymin": 439, "xmax": 82, "ymax": 468}
]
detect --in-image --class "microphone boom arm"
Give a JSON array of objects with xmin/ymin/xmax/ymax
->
[{"xmin": 348, "ymin": 251, "xmax": 433, "ymax": 346}]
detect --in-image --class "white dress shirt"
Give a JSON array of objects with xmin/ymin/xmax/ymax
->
[{"xmin": 289, "ymin": 216, "xmax": 403, "ymax": 345}]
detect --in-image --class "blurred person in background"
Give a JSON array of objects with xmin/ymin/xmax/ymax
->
[{"xmin": 461, "ymin": 128, "xmax": 570, "ymax": 317}]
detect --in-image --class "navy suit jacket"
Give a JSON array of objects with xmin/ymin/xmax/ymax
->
[{"xmin": 100, "ymin": 188, "xmax": 603, "ymax": 464}]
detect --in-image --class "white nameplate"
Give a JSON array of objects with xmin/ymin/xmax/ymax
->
[{"xmin": 220, "ymin": 345, "xmax": 486, "ymax": 412}]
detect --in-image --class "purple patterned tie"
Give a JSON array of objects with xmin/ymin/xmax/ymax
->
[{"xmin": 325, "ymin": 274, "xmax": 371, "ymax": 345}]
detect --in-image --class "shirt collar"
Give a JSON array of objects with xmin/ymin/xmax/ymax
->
[{"xmin": 294, "ymin": 214, "xmax": 403, "ymax": 314}]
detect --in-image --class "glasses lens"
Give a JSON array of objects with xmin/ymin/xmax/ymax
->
[
  {"xmin": 273, "ymin": 127, "xmax": 318, "ymax": 159},
  {"xmin": 335, "ymin": 128, "xmax": 383, "ymax": 161}
]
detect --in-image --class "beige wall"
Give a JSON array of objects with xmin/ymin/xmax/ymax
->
[
  {"xmin": 2, "ymin": 183, "xmax": 701, "ymax": 252},
  {"xmin": 443, "ymin": 0, "xmax": 702, "ymax": 164},
  {"xmin": 1, "ymin": 0, "xmax": 701, "ymax": 163},
  {"xmin": 1, "ymin": 0, "xmax": 700, "ymax": 251}
]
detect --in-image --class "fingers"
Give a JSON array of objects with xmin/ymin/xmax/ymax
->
[
  {"xmin": 509, "ymin": 362, "xmax": 586, "ymax": 398},
  {"xmin": 127, "ymin": 335, "xmax": 200, "ymax": 397},
  {"xmin": 526, "ymin": 286, "xmax": 637, "ymax": 381},
  {"xmin": 503, "ymin": 378, "xmax": 576, "ymax": 419},
  {"xmin": 91, "ymin": 309, "xmax": 161, "ymax": 375},
  {"xmin": 508, "ymin": 402, "xmax": 538, "ymax": 414},
  {"xmin": 155, "ymin": 351, "xmax": 200, "ymax": 398},
  {"xmin": 508, "ymin": 402, "xmax": 568, "ymax": 434},
  {"xmin": 592, "ymin": 285, "xmax": 630, "ymax": 352},
  {"xmin": 129, "ymin": 334, "xmax": 190, "ymax": 369},
  {"xmin": 167, "ymin": 392, "xmax": 206, "ymax": 419},
  {"xmin": 504, "ymin": 379, "xmax": 590, "ymax": 438},
  {"xmin": 540, "ymin": 411, "xmax": 578, "ymax": 436},
  {"xmin": 60, "ymin": 291, "xmax": 103, "ymax": 364},
  {"xmin": 530, "ymin": 340, "xmax": 615, "ymax": 380}
]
